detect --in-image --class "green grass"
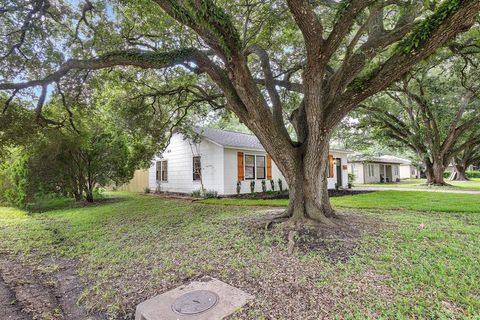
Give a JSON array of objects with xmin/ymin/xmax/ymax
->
[
  {"xmin": 362, "ymin": 178, "xmax": 480, "ymax": 190},
  {"xmin": 200, "ymin": 190, "xmax": 480, "ymax": 213},
  {"xmin": 1, "ymin": 192, "xmax": 480, "ymax": 318}
]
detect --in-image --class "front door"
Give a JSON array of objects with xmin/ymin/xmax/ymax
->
[{"xmin": 336, "ymin": 158, "xmax": 342, "ymax": 187}]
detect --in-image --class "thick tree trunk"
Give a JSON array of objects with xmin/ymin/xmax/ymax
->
[
  {"xmin": 450, "ymin": 164, "xmax": 469, "ymax": 181},
  {"xmin": 85, "ymin": 189, "xmax": 94, "ymax": 202},
  {"xmin": 425, "ymin": 161, "xmax": 447, "ymax": 185},
  {"xmin": 278, "ymin": 139, "xmax": 335, "ymax": 225}
]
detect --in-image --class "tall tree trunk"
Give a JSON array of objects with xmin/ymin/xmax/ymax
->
[
  {"xmin": 85, "ymin": 189, "xmax": 94, "ymax": 202},
  {"xmin": 450, "ymin": 164, "xmax": 469, "ymax": 181},
  {"xmin": 278, "ymin": 138, "xmax": 335, "ymax": 225},
  {"xmin": 426, "ymin": 161, "xmax": 447, "ymax": 185}
]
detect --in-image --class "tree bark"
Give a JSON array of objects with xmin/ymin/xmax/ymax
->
[
  {"xmin": 425, "ymin": 161, "xmax": 447, "ymax": 185},
  {"xmin": 450, "ymin": 164, "xmax": 469, "ymax": 181},
  {"xmin": 85, "ymin": 189, "xmax": 94, "ymax": 202},
  {"xmin": 277, "ymin": 138, "xmax": 335, "ymax": 225}
]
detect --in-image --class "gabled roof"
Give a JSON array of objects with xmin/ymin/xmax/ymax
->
[
  {"xmin": 193, "ymin": 127, "xmax": 265, "ymax": 150},
  {"xmin": 348, "ymin": 154, "xmax": 411, "ymax": 164},
  {"xmin": 193, "ymin": 127, "xmax": 351, "ymax": 153}
]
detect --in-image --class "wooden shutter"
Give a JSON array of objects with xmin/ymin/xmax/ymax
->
[
  {"xmin": 328, "ymin": 155, "xmax": 334, "ymax": 178},
  {"xmin": 266, "ymin": 155, "xmax": 272, "ymax": 180},
  {"xmin": 237, "ymin": 152, "xmax": 244, "ymax": 181}
]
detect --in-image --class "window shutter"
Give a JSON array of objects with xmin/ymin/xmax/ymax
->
[
  {"xmin": 237, "ymin": 152, "xmax": 244, "ymax": 181},
  {"xmin": 266, "ymin": 155, "xmax": 272, "ymax": 180},
  {"xmin": 328, "ymin": 155, "xmax": 334, "ymax": 178}
]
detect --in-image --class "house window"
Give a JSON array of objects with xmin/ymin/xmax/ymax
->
[
  {"xmin": 394, "ymin": 166, "xmax": 399, "ymax": 176},
  {"xmin": 256, "ymin": 156, "xmax": 266, "ymax": 179},
  {"xmin": 368, "ymin": 164, "xmax": 374, "ymax": 177},
  {"xmin": 156, "ymin": 160, "xmax": 168, "ymax": 181},
  {"xmin": 245, "ymin": 155, "xmax": 255, "ymax": 179},
  {"xmin": 193, "ymin": 156, "xmax": 201, "ymax": 181}
]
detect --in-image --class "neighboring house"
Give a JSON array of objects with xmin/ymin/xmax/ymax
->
[
  {"xmin": 348, "ymin": 154, "xmax": 413, "ymax": 184},
  {"xmin": 123, "ymin": 127, "xmax": 351, "ymax": 194}
]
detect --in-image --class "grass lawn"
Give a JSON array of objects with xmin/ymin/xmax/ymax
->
[
  {"xmin": 1, "ymin": 192, "xmax": 480, "ymax": 319},
  {"xmin": 361, "ymin": 178, "xmax": 480, "ymax": 190},
  {"xmin": 200, "ymin": 190, "xmax": 480, "ymax": 213}
]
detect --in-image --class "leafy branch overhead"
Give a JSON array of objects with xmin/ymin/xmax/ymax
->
[{"xmin": 1, "ymin": 0, "xmax": 479, "ymax": 221}]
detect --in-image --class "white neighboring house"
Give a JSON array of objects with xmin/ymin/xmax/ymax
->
[
  {"xmin": 143, "ymin": 127, "xmax": 351, "ymax": 195},
  {"xmin": 348, "ymin": 154, "xmax": 413, "ymax": 184},
  {"xmin": 399, "ymin": 161, "xmax": 419, "ymax": 179}
]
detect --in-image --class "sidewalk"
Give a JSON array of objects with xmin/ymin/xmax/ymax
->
[{"xmin": 352, "ymin": 186, "xmax": 480, "ymax": 195}]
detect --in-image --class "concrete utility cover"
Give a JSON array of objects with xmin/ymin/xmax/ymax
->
[
  {"xmin": 172, "ymin": 290, "xmax": 218, "ymax": 315},
  {"xmin": 135, "ymin": 277, "xmax": 253, "ymax": 320}
]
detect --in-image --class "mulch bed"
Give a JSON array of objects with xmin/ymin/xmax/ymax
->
[{"xmin": 223, "ymin": 189, "xmax": 374, "ymax": 200}]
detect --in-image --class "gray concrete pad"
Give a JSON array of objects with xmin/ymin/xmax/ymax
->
[{"xmin": 135, "ymin": 277, "xmax": 253, "ymax": 320}]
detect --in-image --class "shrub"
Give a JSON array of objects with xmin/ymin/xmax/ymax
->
[
  {"xmin": 144, "ymin": 187, "xmax": 151, "ymax": 194},
  {"xmin": 236, "ymin": 181, "xmax": 241, "ymax": 194},
  {"xmin": 250, "ymin": 180, "xmax": 255, "ymax": 194},
  {"xmin": 203, "ymin": 190, "xmax": 218, "ymax": 198},
  {"xmin": 443, "ymin": 170, "xmax": 480, "ymax": 179},
  {"xmin": 270, "ymin": 179, "xmax": 275, "ymax": 191},
  {"xmin": 278, "ymin": 178, "xmax": 283, "ymax": 192},
  {"xmin": 348, "ymin": 173, "xmax": 356, "ymax": 185},
  {"xmin": 261, "ymin": 180, "xmax": 267, "ymax": 192},
  {"xmin": 0, "ymin": 149, "xmax": 30, "ymax": 208},
  {"xmin": 191, "ymin": 189, "xmax": 202, "ymax": 197},
  {"xmin": 466, "ymin": 170, "xmax": 480, "ymax": 178}
]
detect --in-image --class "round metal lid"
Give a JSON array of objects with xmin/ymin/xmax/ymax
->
[{"xmin": 172, "ymin": 290, "xmax": 219, "ymax": 315}]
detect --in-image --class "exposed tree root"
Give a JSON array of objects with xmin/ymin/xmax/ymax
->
[
  {"xmin": 426, "ymin": 182, "xmax": 451, "ymax": 186},
  {"xmin": 287, "ymin": 230, "xmax": 297, "ymax": 255}
]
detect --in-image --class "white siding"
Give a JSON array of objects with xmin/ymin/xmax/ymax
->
[
  {"xmin": 350, "ymin": 162, "xmax": 402, "ymax": 184},
  {"xmin": 400, "ymin": 164, "xmax": 417, "ymax": 179},
  {"xmin": 223, "ymin": 148, "xmax": 287, "ymax": 194},
  {"xmin": 330, "ymin": 152, "xmax": 350, "ymax": 189},
  {"xmin": 145, "ymin": 133, "xmax": 351, "ymax": 195},
  {"xmin": 148, "ymin": 133, "xmax": 224, "ymax": 194},
  {"xmin": 349, "ymin": 163, "xmax": 364, "ymax": 185},
  {"xmin": 223, "ymin": 149, "xmax": 349, "ymax": 195}
]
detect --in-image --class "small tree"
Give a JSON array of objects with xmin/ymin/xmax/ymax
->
[{"xmin": 28, "ymin": 125, "xmax": 135, "ymax": 202}]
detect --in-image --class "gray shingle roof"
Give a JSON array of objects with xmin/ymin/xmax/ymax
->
[
  {"xmin": 194, "ymin": 127, "xmax": 265, "ymax": 150},
  {"xmin": 348, "ymin": 154, "xmax": 411, "ymax": 164}
]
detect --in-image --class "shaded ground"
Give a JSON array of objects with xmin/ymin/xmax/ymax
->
[
  {"xmin": 1, "ymin": 193, "xmax": 480, "ymax": 319},
  {"xmin": 0, "ymin": 254, "xmax": 104, "ymax": 320},
  {"xmin": 0, "ymin": 273, "xmax": 31, "ymax": 320}
]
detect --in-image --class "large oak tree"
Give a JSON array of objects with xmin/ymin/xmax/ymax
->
[
  {"xmin": 361, "ymin": 49, "xmax": 480, "ymax": 185},
  {"xmin": 1, "ymin": 0, "xmax": 479, "ymax": 223}
]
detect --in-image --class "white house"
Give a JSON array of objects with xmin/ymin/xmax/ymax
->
[
  {"xmin": 133, "ymin": 127, "xmax": 351, "ymax": 195},
  {"xmin": 399, "ymin": 162, "xmax": 419, "ymax": 179},
  {"xmin": 348, "ymin": 154, "xmax": 412, "ymax": 184}
]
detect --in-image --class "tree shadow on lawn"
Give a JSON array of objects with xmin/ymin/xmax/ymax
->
[
  {"xmin": 28, "ymin": 196, "xmax": 128, "ymax": 213},
  {"xmin": 251, "ymin": 209, "xmax": 389, "ymax": 263}
]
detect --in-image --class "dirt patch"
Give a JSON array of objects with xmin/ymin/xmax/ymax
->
[
  {"xmin": 294, "ymin": 214, "xmax": 384, "ymax": 262},
  {"xmin": 0, "ymin": 273, "xmax": 31, "ymax": 320},
  {"xmin": 0, "ymin": 254, "xmax": 103, "ymax": 320},
  {"xmin": 252, "ymin": 211, "xmax": 386, "ymax": 263}
]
